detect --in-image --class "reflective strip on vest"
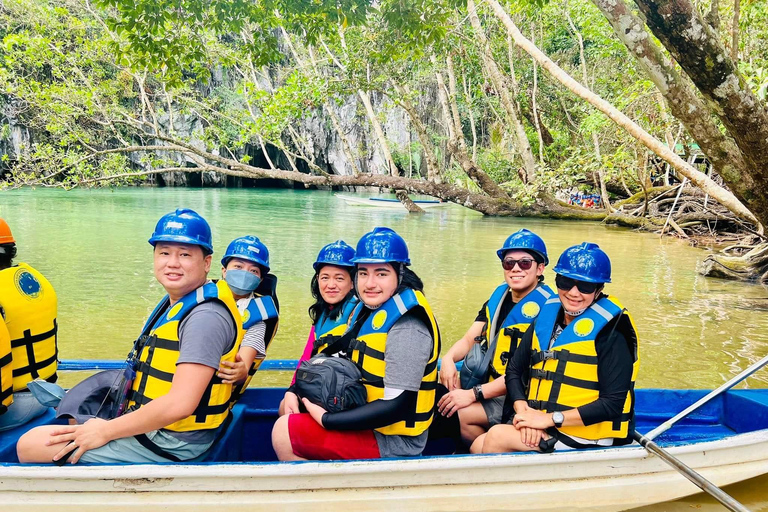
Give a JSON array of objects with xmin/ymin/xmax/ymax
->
[
  {"xmin": 127, "ymin": 280, "xmax": 244, "ymax": 431},
  {"xmin": 350, "ymin": 289, "xmax": 441, "ymax": 437},
  {"xmin": 0, "ymin": 263, "xmax": 58, "ymax": 391},
  {"xmin": 528, "ymin": 295, "xmax": 639, "ymax": 440}
]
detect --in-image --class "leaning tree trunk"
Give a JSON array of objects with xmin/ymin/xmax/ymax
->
[
  {"xmin": 633, "ymin": 0, "xmax": 768, "ymax": 228},
  {"xmin": 699, "ymin": 243, "xmax": 768, "ymax": 282},
  {"xmin": 482, "ymin": 0, "xmax": 760, "ymax": 228},
  {"xmin": 391, "ymin": 83, "xmax": 442, "ymax": 183}
]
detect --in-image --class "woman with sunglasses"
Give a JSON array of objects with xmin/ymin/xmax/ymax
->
[
  {"xmin": 435, "ymin": 229, "xmax": 554, "ymax": 451},
  {"xmin": 478, "ymin": 242, "xmax": 639, "ymax": 453}
]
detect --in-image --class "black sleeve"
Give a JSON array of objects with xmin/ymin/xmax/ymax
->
[
  {"xmin": 576, "ymin": 318, "xmax": 634, "ymax": 426},
  {"xmin": 475, "ymin": 300, "xmax": 490, "ymax": 323},
  {"xmin": 321, "ymin": 390, "xmax": 418, "ymax": 431},
  {"xmin": 506, "ymin": 322, "xmax": 534, "ymax": 404}
]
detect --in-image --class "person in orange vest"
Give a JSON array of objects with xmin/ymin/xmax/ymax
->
[{"xmin": 0, "ymin": 217, "xmax": 59, "ymax": 432}]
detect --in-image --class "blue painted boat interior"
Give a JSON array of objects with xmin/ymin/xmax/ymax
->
[{"xmin": 1, "ymin": 387, "xmax": 767, "ymax": 465}]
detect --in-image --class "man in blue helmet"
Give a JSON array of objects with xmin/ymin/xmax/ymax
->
[
  {"xmin": 18, "ymin": 209, "xmax": 244, "ymax": 464},
  {"xmin": 435, "ymin": 229, "xmax": 554, "ymax": 451},
  {"xmin": 216, "ymin": 236, "xmax": 279, "ymax": 397},
  {"xmin": 480, "ymin": 242, "xmax": 639, "ymax": 453}
]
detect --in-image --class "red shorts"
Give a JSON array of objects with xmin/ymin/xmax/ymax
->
[{"xmin": 288, "ymin": 413, "xmax": 381, "ymax": 460}]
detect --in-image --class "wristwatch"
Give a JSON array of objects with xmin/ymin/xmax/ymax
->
[
  {"xmin": 552, "ymin": 411, "xmax": 564, "ymax": 428},
  {"xmin": 473, "ymin": 384, "xmax": 484, "ymax": 402}
]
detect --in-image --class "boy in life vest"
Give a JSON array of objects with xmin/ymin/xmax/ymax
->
[
  {"xmin": 17, "ymin": 209, "xmax": 244, "ymax": 464},
  {"xmin": 271, "ymin": 227, "xmax": 441, "ymax": 460},
  {"xmin": 435, "ymin": 229, "xmax": 553, "ymax": 451},
  {"xmin": 215, "ymin": 236, "xmax": 279, "ymax": 401},
  {"xmin": 0, "ymin": 217, "xmax": 59, "ymax": 432},
  {"xmin": 479, "ymin": 242, "xmax": 639, "ymax": 453}
]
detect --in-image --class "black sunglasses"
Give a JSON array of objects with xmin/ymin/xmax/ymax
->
[
  {"xmin": 502, "ymin": 258, "xmax": 535, "ymax": 271},
  {"xmin": 555, "ymin": 275, "xmax": 601, "ymax": 294}
]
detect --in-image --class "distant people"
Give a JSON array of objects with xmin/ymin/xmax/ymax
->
[
  {"xmin": 216, "ymin": 236, "xmax": 279, "ymax": 402},
  {"xmin": 480, "ymin": 243, "xmax": 639, "ymax": 453},
  {"xmin": 279, "ymin": 240, "xmax": 358, "ymax": 416},
  {"xmin": 272, "ymin": 227, "xmax": 441, "ymax": 460},
  {"xmin": 0, "ymin": 217, "xmax": 59, "ymax": 432},
  {"xmin": 17, "ymin": 208, "xmax": 244, "ymax": 463},
  {"xmin": 435, "ymin": 229, "xmax": 553, "ymax": 450}
]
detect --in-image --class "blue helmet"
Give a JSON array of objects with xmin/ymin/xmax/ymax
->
[
  {"xmin": 148, "ymin": 208, "xmax": 213, "ymax": 253},
  {"xmin": 553, "ymin": 242, "xmax": 611, "ymax": 283},
  {"xmin": 221, "ymin": 236, "xmax": 270, "ymax": 272},
  {"xmin": 496, "ymin": 229, "xmax": 548, "ymax": 265},
  {"xmin": 352, "ymin": 227, "xmax": 410, "ymax": 266},
  {"xmin": 314, "ymin": 240, "xmax": 356, "ymax": 271}
]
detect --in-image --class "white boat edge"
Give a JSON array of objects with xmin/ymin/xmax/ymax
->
[
  {"xmin": 335, "ymin": 194, "xmax": 447, "ymax": 209},
  {"xmin": 3, "ymin": 429, "xmax": 768, "ymax": 511}
]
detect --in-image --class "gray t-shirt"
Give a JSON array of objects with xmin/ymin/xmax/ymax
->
[
  {"xmin": 373, "ymin": 312, "xmax": 434, "ymax": 458},
  {"xmin": 163, "ymin": 300, "xmax": 237, "ymax": 444}
]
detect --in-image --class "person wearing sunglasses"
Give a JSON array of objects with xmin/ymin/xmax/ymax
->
[
  {"xmin": 435, "ymin": 229, "xmax": 553, "ymax": 451},
  {"xmin": 478, "ymin": 242, "xmax": 639, "ymax": 453}
]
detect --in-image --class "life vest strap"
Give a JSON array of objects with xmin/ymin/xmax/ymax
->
[
  {"xmin": 9, "ymin": 320, "xmax": 58, "ymax": 380},
  {"xmin": 530, "ymin": 349, "xmax": 599, "ymax": 366},
  {"xmin": 0, "ymin": 384, "xmax": 12, "ymax": 402},
  {"xmin": 135, "ymin": 360, "xmax": 174, "ymax": 383},
  {"xmin": 527, "ymin": 399, "xmax": 570, "ymax": 412},
  {"xmin": 0, "ymin": 352, "xmax": 12, "ymax": 368},
  {"xmin": 529, "ymin": 369, "xmax": 601, "ymax": 390},
  {"xmin": 9, "ymin": 321, "xmax": 58, "ymax": 348}
]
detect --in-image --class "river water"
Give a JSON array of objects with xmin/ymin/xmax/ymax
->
[{"xmin": 3, "ymin": 187, "xmax": 768, "ymax": 509}]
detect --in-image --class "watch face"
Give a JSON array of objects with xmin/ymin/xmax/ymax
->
[{"xmin": 553, "ymin": 411, "xmax": 564, "ymax": 425}]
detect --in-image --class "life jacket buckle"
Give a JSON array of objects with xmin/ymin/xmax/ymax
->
[{"xmin": 540, "ymin": 350, "xmax": 556, "ymax": 361}]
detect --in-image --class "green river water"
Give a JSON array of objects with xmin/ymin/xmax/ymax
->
[{"xmin": 3, "ymin": 187, "xmax": 768, "ymax": 510}]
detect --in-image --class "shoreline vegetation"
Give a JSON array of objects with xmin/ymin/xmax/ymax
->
[{"xmin": 1, "ymin": 0, "xmax": 767, "ymax": 280}]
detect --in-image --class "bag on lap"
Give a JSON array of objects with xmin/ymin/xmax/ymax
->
[
  {"xmin": 294, "ymin": 355, "xmax": 367, "ymax": 413},
  {"xmin": 460, "ymin": 336, "xmax": 495, "ymax": 389}
]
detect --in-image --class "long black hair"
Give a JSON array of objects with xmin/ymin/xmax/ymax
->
[
  {"xmin": 308, "ymin": 265, "xmax": 356, "ymax": 324},
  {"xmin": 395, "ymin": 264, "xmax": 424, "ymax": 294},
  {"xmin": 0, "ymin": 243, "xmax": 16, "ymax": 270}
]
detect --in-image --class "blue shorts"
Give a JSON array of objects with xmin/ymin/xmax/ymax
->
[
  {"xmin": 77, "ymin": 429, "xmax": 214, "ymax": 464},
  {"xmin": 0, "ymin": 391, "xmax": 49, "ymax": 432}
]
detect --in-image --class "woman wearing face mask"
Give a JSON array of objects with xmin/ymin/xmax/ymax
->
[
  {"xmin": 279, "ymin": 240, "xmax": 358, "ymax": 416},
  {"xmin": 272, "ymin": 227, "xmax": 441, "ymax": 460},
  {"xmin": 480, "ymin": 242, "xmax": 639, "ymax": 453},
  {"xmin": 216, "ymin": 236, "xmax": 279, "ymax": 402}
]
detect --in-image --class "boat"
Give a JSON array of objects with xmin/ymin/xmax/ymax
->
[
  {"xmin": 1, "ymin": 359, "xmax": 768, "ymax": 511},
  {"xmin": 335, "ymin": 194, "xmax": 448, "ymax": 209}
]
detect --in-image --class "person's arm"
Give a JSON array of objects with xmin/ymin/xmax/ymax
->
[
  {"xmin": 219, "ymin": 321, "xmax": 266, "ymax": 384},
  {"xmin": 440, "ymin": 320, "xmax": 485, "ymax": 391},
  {"xmin": 507, "ymin": 322, "xmax": 534, "ymax": 406}
]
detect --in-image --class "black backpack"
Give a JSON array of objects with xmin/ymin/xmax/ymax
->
[{"xmin": 294, "ymin": 355, "xmax": 367, "ymax": 413}]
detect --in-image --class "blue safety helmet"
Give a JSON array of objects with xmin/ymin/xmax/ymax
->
[
  {"xmin": 148, "ymin": 208, "xmax": 213, "ymax": 253},
  {"xmin": 314, "ymin": 240, "xmax": 356, "ymax": 271},
  {"xmin": 553, "ymin": 242, "xmax": 611, "ymax": 283},
  {"xmin": 221, "ymin": 236, "xmax": 270, "ymax": 272},
  {"xmin": 351, "ymin": 227, "xmax": 411, "ymax": 266},
  {"xmin": 496, "ymin": 229, "xmax": 549, "ymax": 265}
]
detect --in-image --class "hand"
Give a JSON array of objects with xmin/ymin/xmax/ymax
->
[
  {"xmin": 48, "ymin": 418, "xmax": 111, "ymax": 464},
  {"xmin": 512, "ymin": 408, "xmax": 552, "ymax": 430},
  {"xmin": 437, "ymin": 388, "xmax": 476, "ymax": 417},
  {"xmin": 440, "ymin": 357, "xmax": 459, "ymax": 391},
  {"xmin": 301, "ymin": 398, "xmax": 328, "ymax": 427},
  {"xmin": 218, "ymin": 353, "xmax": 248, "ymax": 384},
  {"xmin": 513, "ymin": 400, "xmax": 531, "ymax": 415},
  {"xmin": 283, "ymin": 391, "xmax": 301, "ymax": 415},
  {"xmin": 518, "ymin": 426, "xmax": 544, "ymax": 449}
]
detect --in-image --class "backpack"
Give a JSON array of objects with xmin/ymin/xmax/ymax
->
[{"xmin": 294, "ymin": 355, "xmax": 367, "ymax": 413}]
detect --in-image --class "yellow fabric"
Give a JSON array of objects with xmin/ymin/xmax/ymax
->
[
  {"xmin": 233, "ymin": 293, "xmax": 279, "ymax": 400},
  {"xmin": 0, "ymin": 263, "xmax": 58, "ymax": 391},
  {"xmin": 314, "ymin": 322, "xmax": 349, "ymax": 354},
  {"xmin": 351, "ymin": 290, "xmax": 440, "ymax": 437},
  {"xmin": 528, "ymin": 296, "xmax": 639, "ymax": 440},
  {"xmin": 484, "ymin": 304, "xmax": 537, "ymax": 381},
  {"xmin": 128, "ymin": 281, "xmax": 244, "ymax": 432},
  {"xmin": 0, "ymin": 320, "xmax": 12, "ymax": 410}
]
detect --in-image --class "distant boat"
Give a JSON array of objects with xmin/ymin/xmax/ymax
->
[{"xmin": 335, "ymin": 194, "xmax": 448, "ymax": 209}]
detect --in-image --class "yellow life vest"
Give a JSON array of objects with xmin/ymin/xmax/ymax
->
[
  {"xmin": 482, "ymin": 283, "xmax": 553, "ymax": 381},
  {"xmin": 312, "ymin": 296, "xmax": 359, "ymax": 355},
  {"xmin": 349, "ymin": 289, "xmax": 441, "ymax": 437},
  {"xmin": 528, "ymin": 295, "xmax": 640, "ymax": 441},
  {"xmin": 0, "ymin": 321, "xmax": 12, "ymax": 413},
  {"xmin": 230, "ymin": 280, "xmax": 279, "ymax": 403},
  {"xmin": 0, "ymin": 263, "xmax": 58, "ymax": 391},
  {"xmin": 127, "ymin": 280, "xmax": 244, "ymax": 432}
]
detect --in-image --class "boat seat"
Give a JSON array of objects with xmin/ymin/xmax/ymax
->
[
  {"xmin": 0, "ymin": 409, "xmax": 66, "ymax": 463},
  {"xmin": 200, "ymin": 403, "xmax": 247, "ymax": 462}
]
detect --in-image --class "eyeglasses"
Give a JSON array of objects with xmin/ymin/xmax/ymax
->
[
  {"xmin": 502, "ymin": 258, "xmax": 535, "ymax": 271},
  {"xmin": 555, "ymin": 275, "xmax": 601, "ymax": 294}
]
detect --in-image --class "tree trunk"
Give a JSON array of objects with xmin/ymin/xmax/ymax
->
[
  {"xmin": 699, "ymin": 243, "xmax": 768, "ymax": 282},
  {"xmin": 395, "ymin": 189, "xmax": 425, "ymax": 213},
  {"xmin": 634, "ymin": 0, "xmax": 768, "ymax": 227},
  {"xmin": 391, "ymin": 83, "xmax": 443, "ymax": 183},
  {"xmin": 483, "ymin": 0, "xmax": 759, "ymax": 227},
  {"xmin": 731, "ymin": 0, "xmax": 740, "ymax": 64},
  {"xmin": 467, "ymin": 0, "xmax": 537, "ymax": 182}
]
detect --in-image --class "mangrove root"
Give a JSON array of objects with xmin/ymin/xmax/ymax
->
[{"xmin": 698, "ymin": 242, "xmax": 768, "ymax": 282}]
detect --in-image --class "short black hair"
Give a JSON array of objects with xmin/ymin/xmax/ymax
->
[{"xmin": 0, "ymin": 243, "xmax": 16, "ymax": 269}]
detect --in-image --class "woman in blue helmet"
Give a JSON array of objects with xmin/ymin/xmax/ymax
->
[
  {"xmin": 435, "ymin": 229, "xmax": 553, "ymax": 451},
  {"xmin": 278, "ymin": 240, "xmax": 358, "ymax": 416},
  {"xmin": 272, "ymin": 227, "xmax": 441, "ymax": 460},
  {"xmin": 215, "ymin": 236, "xmax": 279, "ymax": 401},
  {"xmin": 480, "ymin": 242, "xmax": 639, "ymax": 453}
]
